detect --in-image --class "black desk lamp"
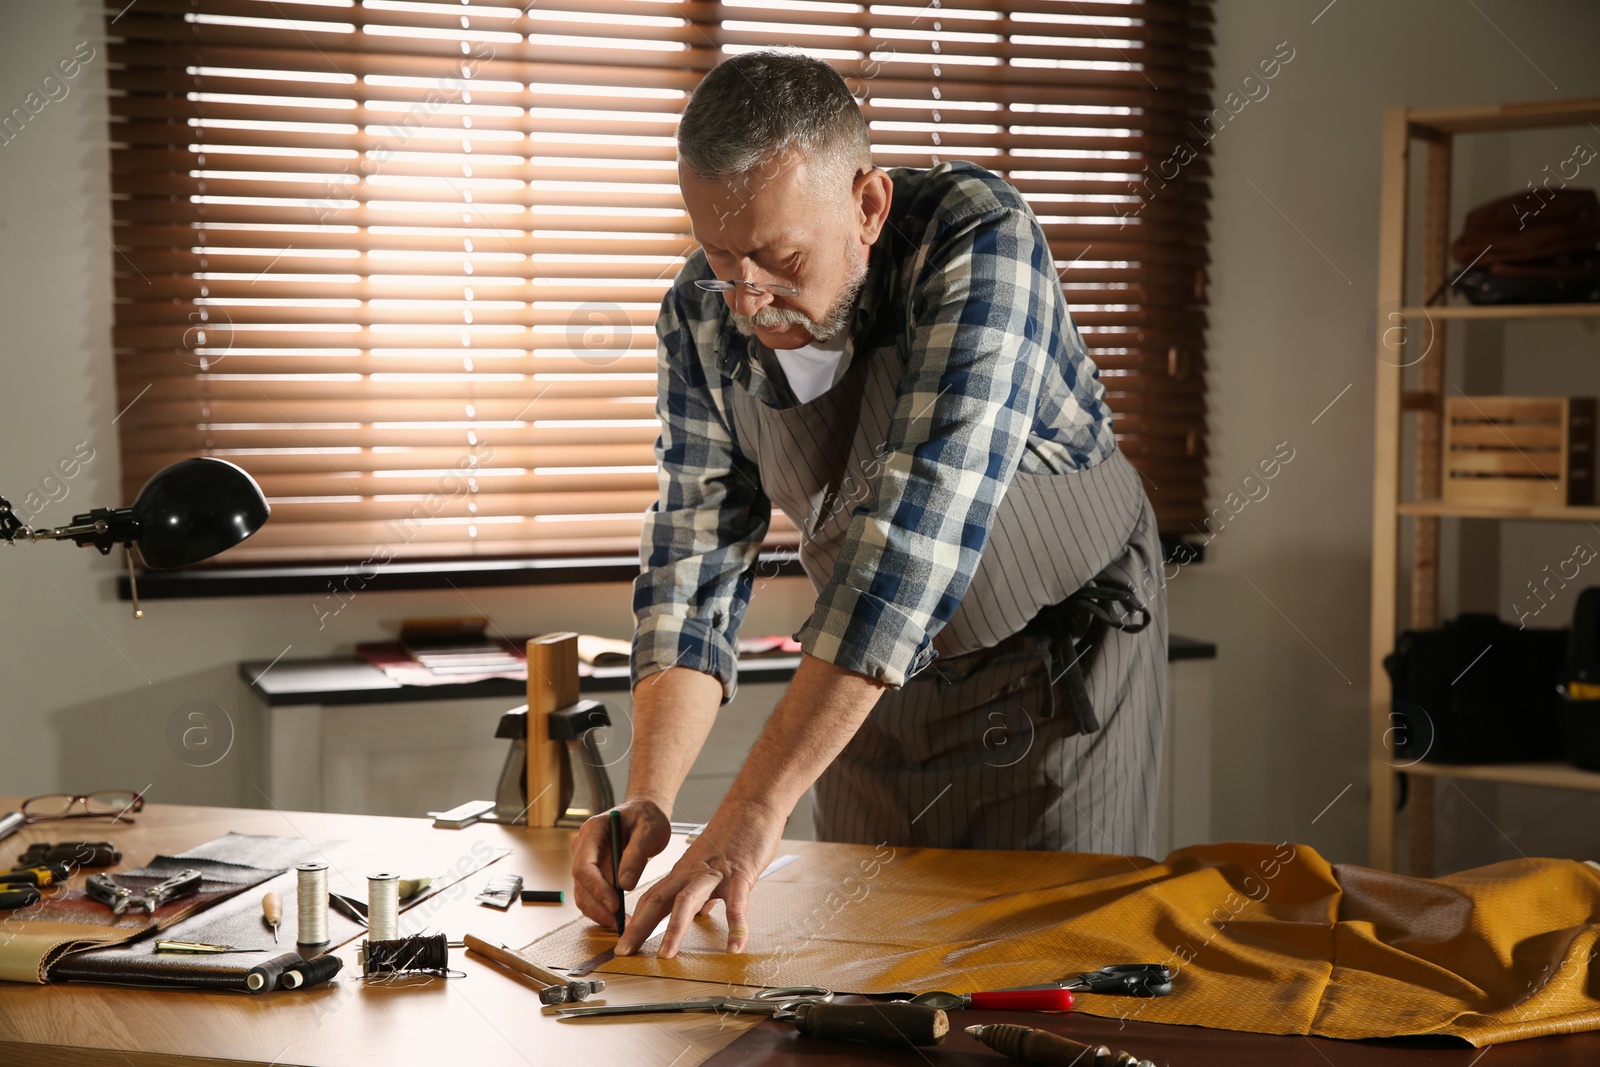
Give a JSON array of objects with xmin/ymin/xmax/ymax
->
[{"xmin": 0, "ymin": 456, "xmax": 270, "ymax": 617}]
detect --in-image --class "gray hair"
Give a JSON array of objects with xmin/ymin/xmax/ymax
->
[{"xmin": 677, "ymin": 51, "xmax": 871, "ymax": 185}]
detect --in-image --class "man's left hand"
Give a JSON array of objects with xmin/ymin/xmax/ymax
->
[{"xmin": 615, "ymin": 802, "xmax": 787, "ymax": 957}]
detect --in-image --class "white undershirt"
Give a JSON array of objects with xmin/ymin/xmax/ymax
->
[{"xmin": 773, "ymin": 329, "xmax": 850, "ymax": 404}]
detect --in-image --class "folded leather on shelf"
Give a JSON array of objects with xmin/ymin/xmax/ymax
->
[{"xmin": 521, "ymin": 840, "xmax": 1600, "ymax": 1046}]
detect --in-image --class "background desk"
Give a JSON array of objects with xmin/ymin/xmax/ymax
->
[{"xmin": 240, "ymin": 638, "xmax": 1217, "ymax": 852}]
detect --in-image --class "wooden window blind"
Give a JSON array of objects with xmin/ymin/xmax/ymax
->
[{"xmin": 105, "ymin": 0, "xmax": 1212, "ymax": 566}]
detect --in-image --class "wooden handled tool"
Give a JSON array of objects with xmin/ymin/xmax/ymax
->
[
  {"xmin": 464, "ymin": 933, "xmax": 605, "ymax": 1005},
  {"xmin": 965, "ymin": 1023, "xmax": 1154, "ymax": 1067},
  {"xmin": 463, "ymin": 933, "xmax": 568, "ymax": 986},
  {"xmin": 262, "ymin": 891, "xmax": 282, "ymax": 943},
  {"xmin": 794, "ymin": 1002, "xmax": 949, "ymax": 1047}
]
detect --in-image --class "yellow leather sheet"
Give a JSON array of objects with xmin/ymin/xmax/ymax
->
[{"xmin": 522, "ymin": 840, "xmax": 1600, "ymax": 1045}]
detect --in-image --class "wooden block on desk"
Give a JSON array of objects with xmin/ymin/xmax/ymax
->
[{"xmin": 526, "ymin": 632, "xmax": 580, "ymax": 828}]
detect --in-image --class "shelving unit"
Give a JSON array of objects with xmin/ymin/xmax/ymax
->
[{"xmin": 1368, "ymin": 97, "xmax": 1600, "ymax": 873}]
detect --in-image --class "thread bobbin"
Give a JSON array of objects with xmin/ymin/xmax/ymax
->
[
  {"xmin": 367, "ymin": 872, "xmax": 400, "ymax": 943},
  {"xmin": 296, "ymin": 862, "xmax": 329, "ymax": 947}
]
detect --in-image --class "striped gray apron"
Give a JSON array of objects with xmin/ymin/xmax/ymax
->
[{"xmin": 729, "ymin": 337, "xmax": 1167, "ymax": 856}]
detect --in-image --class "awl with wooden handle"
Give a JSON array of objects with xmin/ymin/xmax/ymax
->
[
  {"xmin": 966, "ymin": 1022, "xmax": 1155, "ymax": 1066},
  {"xmin": 262, "ymin": 891, "xmax": 281, "ymax": 943}
]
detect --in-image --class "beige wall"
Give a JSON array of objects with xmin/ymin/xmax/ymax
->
[
  {"xmin": 1181, "ymin": 0, "xmax": 1600, "ymax": 867},
  {"xmin": 4, "ymin": 0, "xmax": 1600, "ymax": 867}
]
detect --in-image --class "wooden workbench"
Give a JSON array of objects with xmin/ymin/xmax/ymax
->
[{"xmin": 0, "ymin": 798, "xmax": 759, "ymax": 1067}]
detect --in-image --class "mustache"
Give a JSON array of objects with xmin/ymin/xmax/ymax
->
[
  {"xmin": 731, "ymin": 305, "xmax": 817, "ymax": 331},
  {"xmin": 729, "ymin": 257, "xmax": 868, "ymax": 341}
]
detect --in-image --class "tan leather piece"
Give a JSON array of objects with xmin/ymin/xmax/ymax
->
[
  {"xmin": 0, "ymin": 923, "xmax": 126, "ymax": 984},
  {"xmin": 522, "ymin": 840, "xmax": 1600, "ymax": 1045}
]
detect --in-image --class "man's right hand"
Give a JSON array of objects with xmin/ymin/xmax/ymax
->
[{"xmin": 570, "ymin": 797, "xmax": 674, "ymax": 930}]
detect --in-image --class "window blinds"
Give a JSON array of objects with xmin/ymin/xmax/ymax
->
[{"xmin": 105, "ymin": 0, "xmax": 1213, "ymax": 565}]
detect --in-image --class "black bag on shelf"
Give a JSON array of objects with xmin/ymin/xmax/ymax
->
[
  {"xmin": 1383, "ymin": 613, "xmax": 1566, "ymax": 764},
  {"xmin": 1560, "ymin": 588, "xmax": 1600, "ymax": 770}
]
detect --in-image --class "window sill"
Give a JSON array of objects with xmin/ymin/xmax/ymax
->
[
  {"xmin": 116, "ymin": 550, "xmax": 807, "ymax": 601},
  {"xmin": 116, "ymin": 539, "xmax": 1202, "ymax": 601}
]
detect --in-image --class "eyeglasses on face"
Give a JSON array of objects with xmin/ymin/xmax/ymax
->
[
  {"xmin": 694, "ymin": 278, "xmax": 800, "ymax": 298},
  {"xmin": 21, "ymin": 790, "xmax": 145, "ymax": 824}
]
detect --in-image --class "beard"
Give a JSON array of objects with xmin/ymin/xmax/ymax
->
[{"xmin": 730, "ymin": 248, "xmax": 868, "ymax": 344}]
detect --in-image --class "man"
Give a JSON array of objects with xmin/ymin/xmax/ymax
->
[{"xmin": 571, "ymin": 52, "xmax": 1167, "ymax": 959}]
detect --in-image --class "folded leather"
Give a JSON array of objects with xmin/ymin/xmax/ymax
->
[{"xmin": 0, "ymin": 840, "xmax": 299, "ymax": 984}]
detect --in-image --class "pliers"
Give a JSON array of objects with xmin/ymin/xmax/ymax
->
[{"xmin": 86, "ymin": 868, "xmax": 203, "ymax": 916}]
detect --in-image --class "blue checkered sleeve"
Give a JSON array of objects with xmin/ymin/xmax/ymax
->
[{"xmin": 630, "ymin": 284, "xmax": 771, "ymax": 702}]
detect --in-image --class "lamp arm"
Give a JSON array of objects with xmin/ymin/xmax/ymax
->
[
  {"xmin": 0, "ymin": 497, "xmax": 23, "ymax": 543},
  {"xmin": 0, "ymin": 497, "xmax": 138, "ymax": 554}
]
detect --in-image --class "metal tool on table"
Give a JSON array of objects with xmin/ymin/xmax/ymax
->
[
  {"xmin": 328, "ymin": 890, "xmax": 368, "ymax": 927},
  {"xmin": 463, "ymin": 934, "xmax": 604, "ymax": 1005},
  {"xmin": 17, "ymin": 841, "xmax": 120, "ymax": 868},
  {"xmin": 562, "ymin": 989, "xmax": 948, "ymax": 1049},
  {"xmin": 476, "ymin": 874, "xmax": 522, "ymax": 910},
  {"xmin": 262, "ymin": 891, "xmax": 282, "ymax": 943},
  {"xmin": 0, "ymin": 811, "xmax": 24, "ymax": 843},
  {"xmin": 889, "ymin": 987, "xmax": 1075, "ymax": 1012},
  {"xmin": 155, "ymin": 940, "xmax": 267, "ymax": 955},
  {"xmin": 85, "ymin": 868, "xmax": 203, "ymax": 916},
  {"xmin": 558, "ymin": 985, "xmax": 834, "ymax": 1018},
  {"xmin": 0, "ymin": 864, "xmax": 72, "ymax": 887},
  {"xmin": 1001, "ymin": 964, "xmax": 1173, "ymax": 998},
  {"xmin": 966, "ymin": 1022, "xmax": 1155, "ymax": 1067}
]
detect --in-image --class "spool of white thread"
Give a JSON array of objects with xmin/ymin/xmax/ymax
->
[
  {"xmin": 296, "ymin": 862, "xmax": 329, "ymax": 946},
  {"xmin": 367, "ymin": 872, "xmax": 400, "ymax": 943}
]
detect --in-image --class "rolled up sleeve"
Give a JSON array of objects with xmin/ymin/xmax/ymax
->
[
  {"xmin": 796, "ymin": 207, "xmax": 1055, "ymax": 686},
  {"xmin": 631, "ymin": 286, "xmax": 771, "ymax": 702}
]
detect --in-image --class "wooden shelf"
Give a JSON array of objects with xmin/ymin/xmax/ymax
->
[
  {"xmin": 1403, "ymin": 760, "xmax": 1600, "ymax": 793},
  {"xmin": 1406, "ymin": 98, "xmax": 1600, "ymax": 134},
  {"xmin": 1398, "ymin": 500, "xmax": 1600, "ymax": 521},
  {"xmin": 1369, "ymin": 97, "xmax": 1600, "ymax": 874},
  {"xmin": 1401, "ymin": 303, "xmax": 1600, "ymax": 320}
]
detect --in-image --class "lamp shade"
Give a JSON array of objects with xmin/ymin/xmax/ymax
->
[{"xmin": 131, "ymin": 457, "xmax": 270, "ymax": 569}]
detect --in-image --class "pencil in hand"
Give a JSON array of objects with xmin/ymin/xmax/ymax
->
[{"xmin": 608, "ymin": 809, "xmax": 627, "ymax": 937}]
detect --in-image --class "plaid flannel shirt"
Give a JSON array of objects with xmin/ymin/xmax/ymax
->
[{"xmin": 632, "ymin": 161, "xmax": 1118, "ymax": 700}]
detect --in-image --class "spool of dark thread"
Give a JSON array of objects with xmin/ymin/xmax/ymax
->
[
  {"xmin": 246, "ymin": 952, "xmax": 304, "ymax": 993},
  {"xmin": 282, "ymin": 953, "xmax": 344, "ymax": 990},
  {"xmin": 364, "ymin": 932, "xmax": 451, "ymax": 977},
  {"xmin": 794, "ymin": 1001, "xmax": 948, "ymax": 1047}
]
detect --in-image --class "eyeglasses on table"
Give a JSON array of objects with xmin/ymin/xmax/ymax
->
[{"xmin": 21, "ymin": 790, "xmax": 145, "ymax": 824}]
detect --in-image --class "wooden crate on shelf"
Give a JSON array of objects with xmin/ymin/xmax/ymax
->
[{"xmin": 1443, "ymin": 395, "xmax": 1596, "ymax": 507}]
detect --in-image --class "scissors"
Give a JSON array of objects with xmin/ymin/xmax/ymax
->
[
  {"xmin": 1002, "ymin": 964, "xmax": 1173, "ymax": 998},
  {"xmin": 558, "ymin": 985, "xmax": 833, "ymax": 1019}
]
